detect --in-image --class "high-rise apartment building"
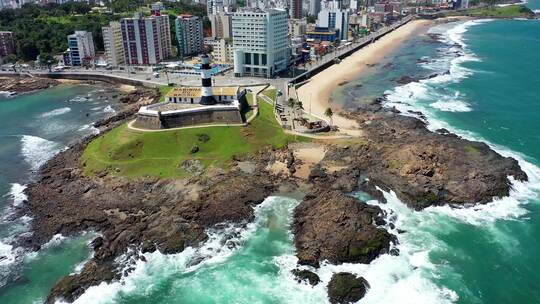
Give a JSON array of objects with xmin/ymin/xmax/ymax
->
[
  {"xmin": 211, "ymin": 13, "xmax": 233, "ymax": 39},
  {"xmin": 289, "ymin": 0, "xmax": 302, "ymax": 19},
  {"xmin": 175, "ymin": 15, "xmax": 204, "ymax": 58},
  {"xmin": 205, "ymin": 38, "xmax": 234, "ymax": 63},
  {"xmin": 232, "ymin": 8, "xmax": 289, "ymax": 78},
  {"xmin": 120, "ymin": 12, "xmax": 172, "ymax": 65},
  {"xmin": 309, "ymin": 0, "xmax": 321, "ymax": 16},
  {"xmin": 317, "ymin": 0, "xmax": 349, "ymax": 41},
  {"xmin": 102, "ymin": 22, "xmax": 125, "ymax": 67},
  {"xmin": 0, "ymin": 31, "xmax": 15, "ymax": 58},
  {"xmin": 67, "ymin": 31, "xmax": 95, "ymax": 66}
]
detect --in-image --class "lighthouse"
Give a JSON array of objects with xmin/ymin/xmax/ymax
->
[{"xmin": 199, "ymin": 54, "xmax": 216, "ymax": 105}]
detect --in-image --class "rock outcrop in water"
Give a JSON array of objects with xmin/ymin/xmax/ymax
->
[
  {"xmin": 334, "ymin": 107, "xmax": 527, "ymax": 210},
  {"xmin": 293, "ymin": 190, "xmax": 392, "ymax": 267},
  {"xmin": 327, "ymin": 272, "xmax": 369, "ymax": 304}
]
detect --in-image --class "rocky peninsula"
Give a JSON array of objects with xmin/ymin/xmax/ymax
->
[{"xmin": 11, "ymin": 78, "xmax": 526, "ymax": 303}]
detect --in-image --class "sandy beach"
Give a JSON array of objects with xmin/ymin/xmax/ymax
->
[{"xmin": 296, "ymin": 19, "xmax": 432, "ymax": 134}]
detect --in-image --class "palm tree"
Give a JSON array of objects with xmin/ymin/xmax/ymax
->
[{"xmin": 324, "ymin": 107, "xmax": 334, "ymax": 127}]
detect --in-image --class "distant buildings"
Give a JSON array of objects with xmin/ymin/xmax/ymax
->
[
  {"xmin": 0, "ymin": 0, "xmax": 19, "ymax": 10},
  {"xmin": 120, "ymin": 12, "xmax": 172, "ymax": 65},
  {"xmin": 289, "ymin": 18, "xmax": 307, "ymax": 38},
  {"xmin": 289, "ymin": 0, "xmax": 302, "ymax": 19},
  {"xmin": 309, "ymin": 0, "xmax": 321, "ymax": 17},
  {"xmin": 317, "ymin": 0, "xmax": 349, "ymax": 41},
  {"xmin": 102, "ymin": 21, "xmax": 124, "ymax": 67},
  {"xmin": 205, "ymin": 38, "xmax": 234, "ymax": 63},
  {"xmin": 67, "ymin": 31, "xmax": 95, "ymax": 66},
  {"xmin": 232, "ymin": 8, "xmax": 290, "ymax": 78},
  {"xmin": 211, "ymin": 12, "xmax": 233, "ymax": 39},
  {"xmin": 176, "ymin": 14, "xmax": 204, "ymax": 58},
  {"xmin": 0, "ymin": 31, "xmax": 15, "ymax": 59},
  {"xmin": 306, "ymin": 27, "xmax": 339, "ymax": 42}
]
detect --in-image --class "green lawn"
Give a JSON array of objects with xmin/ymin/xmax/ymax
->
[
  {"xmin": 262, "ymin": 88, "xmax": 278, "ymax": 102},
  {"xmin": 447, "ymin": 5, "xmax": 533, "ymax": 18},
  {"xmin": 81, "ymin": 100, "xmax": 307, "ymax": 178},
  {"xmin": 159, "ymin": 86, "xmax": 174, "ymax": 102}
]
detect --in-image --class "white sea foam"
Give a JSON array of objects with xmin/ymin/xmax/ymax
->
[
  {"xmin": 20, "ymin": 135, "xmax": 64, "ymax": 172},
  {"xmin": 78, "ymin": 124, "xmax": 100, "ymax": 135},
  {"xmin": 0, "ymin": 91, "xmax": 17, "ymax": 98},
  {"xmin": 430, "ymin": 100, "xmax": 472, "ymax": 112},
  {"xmin": 371, "ymin": 18, "xmax": 540, "ymax": 303},
  {"xmin": 69, "ymin": 96, "xmax": 89, "ymax": 103},
  {"xmin": 69, "ymin": 196, "xmax": 296, "ymax": 304},
  {"xmin": 0, "ymin": 241, "xmax": 16, "ymax": 267},
  {"xmin": 103, "ymin": 105, "xmax": 116, "ymax": 114},
  {"xmin": 39, "ymin": 107, "xmax": 71, "ymax": 118},
  {"xmin": 4, "ymin": 183, "xmax": 28, "ymax": 206}
]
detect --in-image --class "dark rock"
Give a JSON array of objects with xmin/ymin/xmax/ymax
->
[
  {"xmin": 292, "ymin": 269, "xmax": 321, "ymax": 286},
  {"xmin": 327, "ymin": 273, "xmax": 369, "ymax": 304},
  {"xmin": 395, "ymin": 75, "xmax": 416, "ymax": 85},
  {"xmin": 389, "ymin": 248, "xmax": 400, "ymax": 256},
  {"xmin": 90, "ymin": 237, "xmax": 104, "ymax": 250},
  {"xmin": 293, "ymin": 191, "xmax": 392, "ymax": 267}
]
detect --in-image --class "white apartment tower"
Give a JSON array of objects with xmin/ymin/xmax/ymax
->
[
  {"xmin": 232, "ymin": 8, "xmax": 290, "ymax": 78},
  {"xmin": 120, "ymin": 12, "xmax": 172, "ymax": 65},
  {"xmin": 102, "ymin": 22, "xmax": 125, "ymax": 67},
  {"xmin": 317, "ymin": 0, "xmax": 349, "ymax": 41},
  {"xmin": 67, "ymin": 31, "xmax": 95, "ymax": 66}
]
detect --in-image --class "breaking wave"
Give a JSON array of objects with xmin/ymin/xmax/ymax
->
[
  {"xmin": 39, "ymin": 107, "xmax": 71, "ymax": 118},
  {"xmin": 4, "ymin": 183, "xmax": 28, "ymax": 206},
  {"xmin": 103, "ymin": 105, "xmax": 116, "ymax": 114},
  {"xmin": 20, "ymin": 135, "xmax": 64, "ymax": 172}
]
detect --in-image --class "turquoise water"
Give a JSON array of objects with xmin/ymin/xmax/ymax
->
[
  {"xmin": 373, "ymin": 19, "xmax": 540, "ymax": 303},
  {"xmin": 0, "ymin": 85, "xmax": 119, "ymax": 303}
]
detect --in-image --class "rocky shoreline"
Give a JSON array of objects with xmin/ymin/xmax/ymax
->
[
  {"xmin": 0, "ymin": 76, "xmax": 60, "ymax": 95},
  {"xmin": 12, "ymin": 79, "xmax": 527, "ymax": 304}
]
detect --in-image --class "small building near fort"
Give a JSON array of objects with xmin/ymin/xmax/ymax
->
[{"xmin": 134, "ymin": 54, "xmax": 248, "ymax": 130}]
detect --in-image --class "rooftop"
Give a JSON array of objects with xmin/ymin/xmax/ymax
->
[{"xmin": 166, "ymin": 86, "xmax": 239, "ymax": 99}]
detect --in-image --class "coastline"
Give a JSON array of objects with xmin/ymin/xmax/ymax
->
[
  {"xmin": 4, "ymin": 16, "xmax": 538, "ymax": 304},
  {"xmin": 296, "ymin": 19, "xmax": 432, "ymax": 132}
]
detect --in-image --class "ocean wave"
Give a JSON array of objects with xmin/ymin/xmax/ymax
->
[
  {"xmin": 430, "ymin": 100, "xmax": 472, "ymax": 112},
  {"xmin": 376, "ymin": 18, "xmax": 540, "ymax": 303},
  {"xmin": 0, "ymin": 91, "xmax": 17, "ymax": 98},
  {"xmin": 20, "ymin": 135, "xmax": 64, "ymax": 172},
  {"xmin": 78, "ymin": 124, "xmax": 100, "ymax": 135},
  {"xmin": 69, "ymin": 96, "xmax": 89, "ymax": 103},
  {"xmin": 103, "ymin": 105, "xmax": 116, "ymax": 114},
  {"xmin": 4, "ymin": 183, "xmax": 28, "ymax": 206},
  {"xmin": 39, "ymin": 107, "xmax": 71, "ymax": 118},
  {"xmin": 69, "ymin": 196, "xmax": 301, "ymax": 304},
  {"xmin": 0, "ymin": 241, "xmax": 16, "ymax": 267}
]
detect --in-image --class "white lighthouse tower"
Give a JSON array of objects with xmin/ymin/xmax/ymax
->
[{"xmin": 200, "ymin": 54, "xmax": 216, "ymax": 105}]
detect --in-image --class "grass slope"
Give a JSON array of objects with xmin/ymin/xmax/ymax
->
[{"xmin": 81, "ymin": 97, "xmax": 306, "ymax": 178}]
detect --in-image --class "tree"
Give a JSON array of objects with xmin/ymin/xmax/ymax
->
[
  {"xmin": 324, "ymin": 107, "xmax": 334, "ymax": 126},
  {"xmin": 4, "ymin": 53, "xmax": 17, "ymax": 63},
  {"xmin": 38, "ymin": 52, "xmax": 57, "ymax": 68}
]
